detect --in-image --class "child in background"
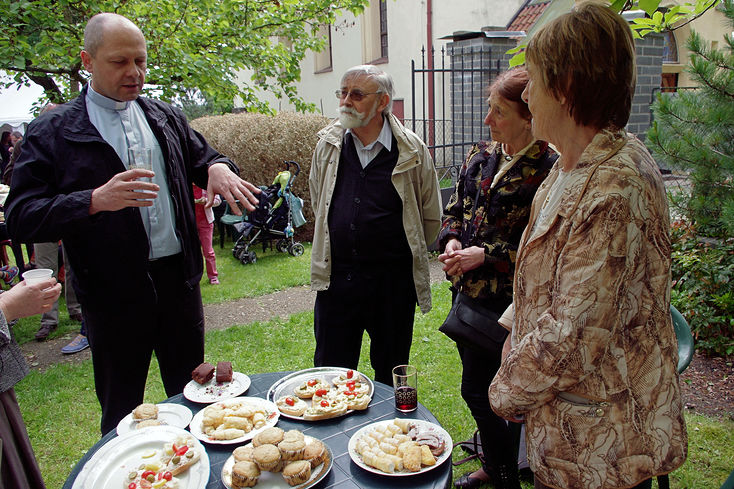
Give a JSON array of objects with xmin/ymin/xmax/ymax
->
[{"xmin": 193, "ymin": 184, "xmax": 221, "ymax": 285}]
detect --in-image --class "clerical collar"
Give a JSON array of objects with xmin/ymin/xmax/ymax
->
[{"xmin": 86, "ymin": 84, "xmax": 131, "ymax": 111}]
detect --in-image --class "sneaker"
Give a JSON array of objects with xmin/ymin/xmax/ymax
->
[
  {"xmin": 35, "ymin": 323, "xmax": 58, "ymax": 341},
  {"xmin": 2, "ymin": 266, "xmax": 19, "ymax": 285},
  {"xmin": 209, "ymin": 277, "xmax": 220, "ymax": 285},
  {"xmin": 61, "ymin": 334, "xmax": 89, "ymax": 354}
]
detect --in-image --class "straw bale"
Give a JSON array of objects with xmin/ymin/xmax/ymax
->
[{"xmin": 191, "ymin": 112, "xmax": 332, "ymax": 242}]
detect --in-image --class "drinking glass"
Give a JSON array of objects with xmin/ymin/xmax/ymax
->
[
  {"xmin": 127, "ymin": 147, "xmax": 158, "ymax": 224},
  {"xmin": 392, "ymin": 365, "xmax": 418, "ymax": 412}
]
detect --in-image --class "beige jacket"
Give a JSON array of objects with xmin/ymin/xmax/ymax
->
[
  {"xmin": 489, "ymin": 129, "xmax": 687, "ymax": 489},
  {"xmin": 309, "ymin": 114, "xmax": 441, "ymax": 313}
]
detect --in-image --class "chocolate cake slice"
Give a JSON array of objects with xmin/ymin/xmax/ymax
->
[
  {"xmin": 191, "ymin": 362, "xmax": 215, "ymax": 384},
  {"xmin": 216, "ymin": 361, "xmax": 233, "ymax": 383}
]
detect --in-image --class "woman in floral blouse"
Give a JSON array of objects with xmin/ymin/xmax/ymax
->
[
  {"xmin": 438, "ymin": 67, "xmax": 556, "ymax": 489},
  {"xmin": 489, "ymin": 3, "xmax": 687, "ymax": 489}
]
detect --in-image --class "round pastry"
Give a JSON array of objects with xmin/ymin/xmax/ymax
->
[
  {"xmin": 303, "ymin": 439, "xmax": 325, "ymax": 468},
  {"xmin": 253, "ymin": 443, "xmax": 281, "ymax": 471},
  {"xmin": 132, "ymin": 403, "xmax": 158, "ymax": 421},
  {"xmin": 135, "ymin": 419, "xmax": 163, "ymax": 429},
  {"xmin": 233, "ymin": 445, "xmax": 255, "ymax": 463},
  {"xmin": 282, "ymin": 460, "xmax": 312, "ymax": 486},
  {"xmin": 275, "ymin": 395, "xmax": 308, "ymax": 417},
  {"xmin": 252, "ymin": 426, "xmax": 284, "ymax": 447},
  {"xmin": 282, "ymin": 429, "xmax": 305, "ymax": 443},
  {"xmin": 278, "ymin": 438, "xmax": 306, "ymax": 461},
  {"xmin": 231, "ymin": 460, "xmax": 260, "ymax": 488}
]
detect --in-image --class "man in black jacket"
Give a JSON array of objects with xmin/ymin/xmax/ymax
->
[{"xmin": 5, "ymin": 13, "xmax": 259, "ymax": 434}]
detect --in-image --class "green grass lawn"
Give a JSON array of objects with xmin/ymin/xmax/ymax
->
[{"xmin": 10, "ymin": 244, "xmax": 734, "ymax": 489}]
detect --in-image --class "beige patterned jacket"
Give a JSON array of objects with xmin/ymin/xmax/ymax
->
[{"xmin": 489, "ymin": 129, "xmax": 687, "ymax": 489}]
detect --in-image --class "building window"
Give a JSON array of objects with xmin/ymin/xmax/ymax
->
[
  {"xmin": 314, "ymin": 24, "xmax": 333, "ymax": 73},
  {"xmin": 361, "ymin": 0, "xmax": 388, "ymax": 64},
  {"xmin": 662, "ymin": 31, "xmax": 678, "ymax": 63}
]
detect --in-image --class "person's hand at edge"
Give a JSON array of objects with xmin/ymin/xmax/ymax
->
[{"xmin": 0, "ymin": 279, "xmax": 62, "ymax": 322}]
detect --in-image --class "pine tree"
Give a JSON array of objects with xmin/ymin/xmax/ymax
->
[{"xmin": 648, "ymin": 0, "xmax": 734, "ymax": 238}]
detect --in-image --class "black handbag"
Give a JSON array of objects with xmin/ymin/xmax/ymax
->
[{"xmin": 439, "ymin": 292, "xmax": 509, "ymax": 354}]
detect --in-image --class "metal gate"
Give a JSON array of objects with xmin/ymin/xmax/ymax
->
[{"xmin": 409, "ymin": 45, "xmax": 501, "ymax": 186}]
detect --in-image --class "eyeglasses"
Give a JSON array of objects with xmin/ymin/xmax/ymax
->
[{"xmin": 335, "ymin": 89, "xmax": 381, "ymax": 102}]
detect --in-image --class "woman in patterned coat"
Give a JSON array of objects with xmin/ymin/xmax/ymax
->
[
  {"xmin": 438, "ymin": 67, "xmax": 556, "ymax": 489},
  {"xmin": 488, "ymin": 3, "xmax": 687, "ymax": 489}
]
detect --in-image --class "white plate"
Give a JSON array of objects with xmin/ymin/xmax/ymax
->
[
  {"xmin": 189, "ymin": 396, "xmax": 280, "ymax": 445},
  {"xmin": 348, "ymin": 419, "xmax": 452, "ymax": 476},
  {"xmin": 116, "ymin": 403, "xmax": 194, "ymax": 435},
  {"xmin": 71, "ymin": 425, "xmax": 210, "ymax": 489},
  {"xmin": 220, "ymin": 435, "xmax": 333, "ymax": 489},
  {"xmin": 266, "ymin": 367, "xmax": 374, "ymax": 421},
  {"xmin": 183, "ymin": 371, "xmax": 251, "ymax": 403}
]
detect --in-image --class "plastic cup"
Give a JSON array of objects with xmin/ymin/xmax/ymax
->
[
  {"xmin": 22, "ymin": 268, "xmax": 54, "ymax": 285},
  {"xmin": 392, "ymin": 365, "xmax": 418, "ymax": 412}
]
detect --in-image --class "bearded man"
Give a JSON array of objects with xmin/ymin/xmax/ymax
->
[{"xmin": 309, "ymin": 65, "xmax": 441, "ymax": 385}]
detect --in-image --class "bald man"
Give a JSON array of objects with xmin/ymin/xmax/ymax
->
[{"xmin": 6, "ymin": 13, "xmax": 259, "ymax": 434}]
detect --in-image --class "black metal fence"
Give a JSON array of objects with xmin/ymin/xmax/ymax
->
[{"xmin": 408, "ymin": 45, "xmax": 501, "ymax": 185}]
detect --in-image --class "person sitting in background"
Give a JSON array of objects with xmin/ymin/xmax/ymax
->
[
  {"xmin": 0, "ymin": 265, "xmax": 19, "ymax": 286},
  {"xmin": 193, "ymin": 184, "xmax": 221, "ymax": 285},
  {"xmin": 0, "ymin": 131, "xmax": 11, "ymax": 173},
  {"xmin": 0, "ymin": 276, "xmax": 62, "ymax": 489},
  {"xmin": 488, "ymin": 3, "xmax": 687, "ymax": 489},
  {"xmin": 439, "ymin": 67, "xmax": 556, "ymax": 489}
]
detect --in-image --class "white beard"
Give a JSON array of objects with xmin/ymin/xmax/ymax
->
[{"xmin": 337, "ymin": 102, "xmax": 378, "ymax": 129}]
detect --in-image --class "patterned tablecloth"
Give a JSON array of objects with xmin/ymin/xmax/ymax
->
[{"xmin": 63, "ymin": 371, "xmax": 452, "ymax": 489}]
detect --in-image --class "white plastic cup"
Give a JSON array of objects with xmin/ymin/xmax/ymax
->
[{"xmin": 22, "ymin": 268, "xmax": 54, "ymax": 285}]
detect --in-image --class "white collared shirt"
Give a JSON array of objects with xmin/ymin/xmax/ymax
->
[
  {"xmin": 85, "ymin": 85, "xmax": 181, "ymax": 259},
  {"xmin": 346, "ymin": 116, "xmax": 393, "ymax": 168}
]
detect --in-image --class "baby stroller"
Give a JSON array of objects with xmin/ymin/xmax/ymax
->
[{"xmin": 222, "ymin": 161, "xmax": 306, "ymax": 264}]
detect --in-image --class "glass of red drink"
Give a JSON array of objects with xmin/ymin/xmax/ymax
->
[{"xmin": 392, "ymin": 365, "xmax": 418, "ymax": 412}]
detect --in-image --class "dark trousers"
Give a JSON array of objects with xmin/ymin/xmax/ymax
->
[
  {"xmin": 85, "ymin": 254, "xmax": 205, "ymax": 434},
  {"xmin": 457, "ymin": 340, "xmax": 520, "ymax": 472},
  {"xmin": 314, "ymin": 265, "xmax": 417, "ymax": 386}
]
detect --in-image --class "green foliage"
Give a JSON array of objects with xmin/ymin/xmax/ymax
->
[
  {"xmin": 508, "ymin": 0, "xmax": 719, "ymax": 66},
  {"xmin": 670, "ymin": 222, "xmax": 734, "ymax": 357},
  {"xmin": 648, "ymin": 0, "xmax": 734, "ymax": 238},
  {"xmin": 0, "ymin": 0, "xmax": 368, "ymax": 112}
]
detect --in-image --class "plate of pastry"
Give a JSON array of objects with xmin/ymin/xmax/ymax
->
[
  {"xmin": 267, "ymin": 367, "xmax": 373, "ymax": 421},
  {"xmin": 348, "ymin": 418, "xmax": 451, "ymax": 476},
  {"xmin": 116, "ymin": 402, "xmax": 194, "ymax": 435},
  {"xmin": 188, "ymin": 396, "xmax": 280, "ymax": 445},
  {"xmin": 220, "ymin": 428, "xmax": 333, "ymax": 488},
  {"xmin": 183, "ymin": 361, "xmax": 251, "ymax": 403},
  {"xmin": 71, "ymin": 425, "xmax": 209, "ymax": 489}
]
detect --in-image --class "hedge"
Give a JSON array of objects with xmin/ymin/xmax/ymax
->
[{"xmin": 191, "ymin": 111, "xmax": 332, "ymax": 242}]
